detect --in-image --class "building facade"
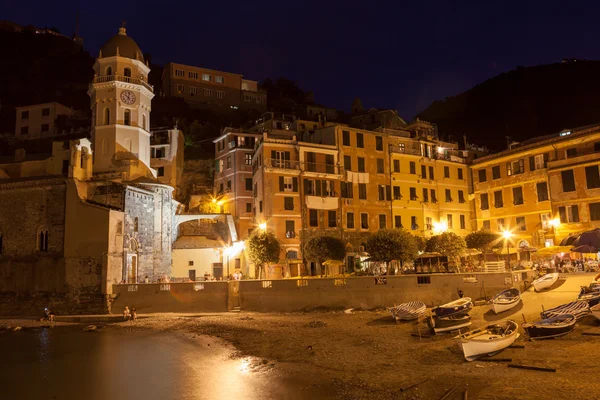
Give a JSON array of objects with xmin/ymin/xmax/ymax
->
[{"xmin": 15, "ymin": 102, "xmax": 75, "ymax": 139}]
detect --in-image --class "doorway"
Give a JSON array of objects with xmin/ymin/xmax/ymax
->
[
  {"xmin": 188, "ymin": 270, "xmax": 196, "ymax": 281},
  {"xmin": 213, "ymin": 263, "xmax": 223, "ymax": 280},
  {"xmin": 127, "ymin": 254, "xmax": 138, "ymax": 283}
]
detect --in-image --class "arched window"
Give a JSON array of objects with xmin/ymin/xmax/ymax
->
[
  {"xmin": 134, "ymin": 217, "xmax": 139, "ymax": 233},
  {"xmin": 101, "ymin": 138, "xmax": 108, "ymax": 155},
  {"xmin": 142, "ymin": 115, "xmax": 146, "ymax": 130},
  {"xmin": 124, "ymin": 109, "xmax": 131, "ymax": 126},
  {"xmin": 124, "ymin": 138, "xmax": 132, "ymax": 152},
  {"xmin": 106, "ymin": 66, "xmax": 112, "ymax": 76},
  {"xmin": 80, "ymin": 150, "xmax": 85, "ymax": 168},
  {"xmin": 37, "ymin": 227, "xmax": 49, "ymax": 252},
  {"xmin": 104, "ymin": 108, "xmax": 110, "ymax": 125},
  {"xmin": 124, "ymin": 68, "xmax": 131, "ymax": 77}
]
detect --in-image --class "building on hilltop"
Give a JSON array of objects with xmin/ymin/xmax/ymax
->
[{"xmin": 15, "ymin": 102, "xmax": 76, "ymax": 139}]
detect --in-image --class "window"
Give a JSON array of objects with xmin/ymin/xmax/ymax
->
[
  {"xmin": 356, "ymin": 133, "xmax": 364, "ymax": 148},
  {"xmin": 559, "ymin": 205, "xmax": 579, "ymax": 223},
  {"xmin": 497, "ymin": 218, "xmax": 505, "ymax": 231},
  {"xmin": 460, "ymin": 215, "xmax": 466, "ymax": 229},
  {"xmin": 341, "ymin": 182, "xmax": 353, "ymax": 198},
  {"xmin": 447, "ymin": 214, "xmax": 453, "ymax": 229},
  {"xmin": 328, "ymin": 210, "xmax": 337, "ymax": 227},
  {"xmin": 284, "ymin": 197, "xmax": 294, "ymax": 210},
  {"xmin": 285, "ymin": 220, "xmax": 295, "ymax": 237},
  {"xmin": 188, "ymin": 260, "xmax": 194, "ymax": 267},
  {"xmin": 422, "ymin": 188, "xmax": 429, "ymax": 202},
  {"xmin": 537, "ymin": 182, "xmax": 549, "ymax": 201},
  {"xmin": 344, "ymin": 155, "xmax": 352, "ymax": 171},
  {"xmin": 157, "ymin": 167, "xmax": 165, "ymax": 177},
  {"xmin": 431, "ymin": 189, "xmax": 437, "ymax": 203},
  {"xmin": 516, "ymin": 217, "xmax": 527, "ymax": 232},
  {"xmin": 124, "ymin": 68, "xmax": 131, "ymax": 77},
  {"xmin": 445, "ymin": 189, "xmax": 452, "ymax": 202},
  {"xmin": 417, "ymin": 276, "xmax": 431, "ymax": 285},
  {"xmin": 513, "ymin": 187, "xmax": 524, "ymax": 205},
  {"xmin": 203, "ymin": 88, "xmax": 212, "ymax": 96},
  {"xmin": 379, "ymin": 214, "xmax": 387, "ymax": 229},
  {"xmin": 202, "ymin": 73, "xmax": 211, "ymax": 81},
  {"xmin": 245, "ymin": 178, "xmax": 252, "ymax": 191},
  {"xmin": 492, "ymin": 166, "xmax": 500, "ymax": 180},
  {"xmin": 342, "ymin": 130, "xmax": 350, "ymax": 146},
  {"xmin": 444, "ymin": 166, "xmax": 450, "ymax": 178},
  {"xmin": 219, "ymin": 159, "xmax": 224, "ymax": 172},
  {"xmin": 358, "ymin": 157, "xmax": 365, "ymax": 172},
  {"xmin": 393, "ymin": 186, "xmax": 401, "ymax": 200},
  {"xmin": 458, "ymin": 190, "xmax": 465, "ymax": 203},
  {"xmin": 106, "ymin": 66, "xmax": 113, "ymax": 76},
  {"xmin": 189, "ymin": 86, "xmax": 199, "ymax": 95},
  {"xmin": 38, "ymin": 227, "xmax": 49, "ymax": 252},
  {"xmin": 142, "ymin": 115, "xmax": 146, "ymax": 130},
  {"xmin": 410, "ymin": 162, "xmax": 416, "ymax": 174},
  {"xmin": 421, "ymin": 165, "xmax": 427, "ymax": 179},
  {"xmin": 41, "ymin": 124, "xmax": 49, "ymax": 133},
  {"xmin": 478, "ymin": 169, "xmax": 487, "ymax": 182},
  {"xmin": 375, "ymin": 136, "xmax": 383, "ymax": 151},
  {"xmin": 176, "ymin": 84, "xmax": 185, "ymax": 93},
  {"xmin": 216, "ymin": 90, "xmax": 225, "ymax": 99},
  {"xmin": 590, "ymin": 203, "xmax": 600, "ymax": 221},
  {"xmin": 561, "ymin": 170, "xmax": 576, "ymax": 192},
  {"xmin": 21, "ymin": 110, "xmax": 29, "ymax": 120},
  {"xmin": 227, "ymin": 180, "xmax": 232, "ymax": 190},
  {"xmin": 104, "ymin": 108, "xmax": 111, "ymax": 125},
  {"xmin": 481, "ymin": 193, "xmax": 489, "ymax": 210},
  {"xmin": 378, "ymin": 185, "xmax": 385, "ymax": 201},
  {"xmin": 134, "ymin": 217, "xmax": 139, "ymax": 232},
  {"xmin": 358, "ymin": 183, "xmax": 367, "ymax": 199},
  {"xmin": 246, "ymin": 202, "xmax": 252, "ymax": 212},
  {"xmin": 494, "ymin": 191, "xmax": 503, "ymax": 208},
  {"xmin": 215, "ymin": 76, "xmax": 224, "ymax": 83},
  {"xmin": 347, "ymin": 212, "xmax": 355, "ymax": 229},
  {"xmin": 585, "ymin": 165, "xmax": 600, "ymax": 189},
  {"xmin": 282, "ymin": 176, "xmax": 293, "ymax": 191},
  {"xmin": 540, "ymin": 213, "xmax": 551, "ymax": 229},
  {"xmin": 360, "ymin": 213, "xmax": 369, "ymax": 229},
  {"xmin": 395, "ymin": 216, "xmax": 402, "ymax": 228},
  {"xmin": 377, "ymin": 159, "xmax": 384, "ymax": 173},
  {"xmin": 42, "ymin": 108, "xmax": 50, "ymax": 117},
  {"xmin": 226, "ymin": 156, "xmax": 232, "ymax": 169},
  {"xmin": 309, "ymin": 210, "xmax": 318, "ymax": 227},
  {"xmin": 188, "ymin": 71, "xmax": 199, "ymax": 79},
  {"xmin": 175, "ymin": 69, "xmax": 185, "ymax": 77},
  {"xmin": 124, "ymin": 109, "xmax": 131, "ymax": 126},
  {"xmin": 482, "ymin": 220, "xmax": 491, "ymax": 230},
  {"xmin": 507, "ymin": 159, "xmax": 525, "ymax": 176},
  {"xmin": 245, "ymin": 153, "xmax": 252, "ymax": 165},
  {"xmin": 566, "ymin": 148, "xmax": 578, "ymax": 158},
  {"xmin": 259, "ymin": 201, "xmax": 263, "ymax": 212},
  {"xmin": 458, "ymin": 168, "xmax": 464, "ymax": 180},
  {"xmin": 411, "ymin": 216, "xmax": 418, "ymax": 230},
  {"xmin": 595, "ymin": 142, "xmax": 600, "ymax": 153},
  {"xmin": 533, "ymin": 154, "xmax": 545, "ymax": 170},
  {"xmin": 410, "ymin": 187, "xmax": 417, "ymax": 201},
  {"xmin": 429, "ymin": 166, "xmax": 434, "ymax": 180},
  {"xmin": 20, "ymin": 126, "xmax": 28, "ymax": 135},
  {"xmin": 393, "ymin": 160, "xmax": 400, "ymax": 172}
]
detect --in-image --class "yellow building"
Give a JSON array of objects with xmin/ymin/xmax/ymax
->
[{"xmin": 15, "ymin": 102, "xmax": 75, "ymax": 139}]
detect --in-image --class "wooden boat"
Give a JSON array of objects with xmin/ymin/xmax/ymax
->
[
  {"xmin": 523, "ymin": 314, "xmax": 576, "ymax": 340},
  {"xmin": 590, "ymin": 303, "xmax": 600, "ymax": 321},
  {"xmin": 432, "ymin": 297, "xmax": 473, "ymax": 318},
  {"xmin": 592, "ymin": 273, "xmax": 600, "ymax": 284},
  {"xmin": 455, "ymin": 320, "xmax": 520, "ymax": 361},
  {"xmin": 491, "ymin": 288, "xmax": 521, "ymax": 314},
  {"xmin": 428, "ymin": 314, "xmax": 471, "ymax": 334},
  {"xmin": 579, "ymin": 286, "xmax": 600, "ymax": 307},
  {"xmin": 388, "ymin": 301, "xmax": 426, "ymax": 321},
  {"xmin": 532, "ymin": 273, "xmax": 559, "ymax": 291},
  {"xmin": 541, "ymin": 300, "xmax": 589, "ymax": 321}
]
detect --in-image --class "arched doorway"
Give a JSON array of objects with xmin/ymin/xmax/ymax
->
[{"xmin": 124, "ymin": 237, "xmax": 139, "ymax": 283}]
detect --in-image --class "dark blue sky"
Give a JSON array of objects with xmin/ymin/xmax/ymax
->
[{"xmin": 3, "ymin": 1, "xmax": 600, "ymax": 119}]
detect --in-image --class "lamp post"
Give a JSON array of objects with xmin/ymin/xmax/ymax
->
[
  {"xmin": 502, "ymin": 230, "xmax": 512, "ymax": 270},
  {"xmin": 258, "ymin": 222, "xmax": 267, "ymax": 231}
]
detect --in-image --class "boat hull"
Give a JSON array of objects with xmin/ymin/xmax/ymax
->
[
  {"xmin": 491, "ymin": 288, "xmax": 522, "ymax": 314},
  {"xmin": 532, "ymin": 273, "xmax": 559, "ymax": 292},
  {"xmin": 590, "ymin": 304, "xmax": 600, "ymax": 321},
  {"xmin": 523, "ymin": 315, "xmax": 576, "ymax": 340},
  {"xmin": 428, "ymin": 315, "xmax": 472, "ymax": 334},
  {"xmin": 432, "ymin": 298, "xmax": 473, "ymax": 318},
  {"xmin": 389, "ymin": 301, "xmax": 427, "ymax": 321},
  {"xmin": 455, "ymin": 321, "xmax": 520, "ymax": 361},
  {"xmin": 492, "ymin": 298, "xmax": 521, "ymax": 314}
]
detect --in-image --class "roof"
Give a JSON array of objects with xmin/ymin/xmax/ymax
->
[
  {"xmin": 100, "ymin": 27, "xmax": 144, "ymax": 63},
  {"xmin": 173, "ymin": 236, "xmax": 225, "ymax": 249}
]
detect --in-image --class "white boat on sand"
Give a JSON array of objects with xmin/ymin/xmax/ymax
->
[
  {"xmin": 388, "ymin": 301, "xmax": 426, "ymax": 321},
  {"xmin": 491, "ymin": 288, "xmax": 521, "ymax": 314},
  {"xmin": 455, "ymin": 320, "xmax": 520, "ymax": 361},
  {"xmin": 532, "ymin": 273, "xmax": 559, "ymax": 292}
]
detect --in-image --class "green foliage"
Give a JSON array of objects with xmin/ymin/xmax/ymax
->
[
  {"xmin": 413, "ymin": 236, "xmax": 427, "ymax": 253},
  {"xmin": 246, "ymin": 231, "xmax": 281, "ymax": 278},
  {"xmin": 426, "ymin": 232, "xmax": 467, "ymax": 258},
  {"xmin": 304, "ymin": 236, "xmax": 346, "ymax": 264},
  {"xmin": 366, "ymin": 229, "xmax": 419, "ymax": 264},
  {"xmin": 465, "ymin": 230, "xmax": 502, "ymax": 252}
]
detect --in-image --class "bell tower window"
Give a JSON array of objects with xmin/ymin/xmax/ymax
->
[
  {"xmin": 142, "ymin": 115, "xmax": 146, "ymax": 130},
  {"xmin": 106, "ymin": 66, "xmax": 112, "ymax": 76},
  {"xmin": 124, "ymin": 68, "xmax": 132, "ymax": 78},
  {"xmin": 37, "ymin": 227, "xmax": 49, "ymax": 252},
  {"xmin": 104, "ymin": 108, "xmax": 110, "ymax": 125},
  {"xmin": 124, "ymin": 110, "xmax": 131, "ymax": 126}
]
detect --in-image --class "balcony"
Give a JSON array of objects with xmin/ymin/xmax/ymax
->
[
  {"xmin": 548, "ymin": 150, "xmax": 600, "ymax": 170},
  {"xmin": 301, "ymin": 161, "xmax": 342, "ymax": 175},
  {"xmin": 263, "ymin": 158, "xmax": 301, "ymax": 171},
  {"xmin": 92, "ymin": 75, "xmax": 154, "ymax": 92}
]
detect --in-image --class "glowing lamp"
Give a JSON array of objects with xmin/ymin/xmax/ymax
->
[
  {"xmin": 432, "ymin": 221, "xmax": 448, "ymax": 234},
  {"xmin": 258, "ymin": 222, "xmax": 267, "ymax": 231}
]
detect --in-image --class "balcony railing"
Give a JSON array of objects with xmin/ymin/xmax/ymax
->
[
  {"xmin": 388, "ymin": 144, "xmax": 466, "ymax": 163},
  {"xmin": 301, "ymin": 161, "xmax": 342, "ymax": 175},
  {"xmin": 264, "ymin": 158, "xmax": 301, "ymax": 170},
  {"xmin": 92, "ymin": 75, "xmax": 154, "ymax": 92}
]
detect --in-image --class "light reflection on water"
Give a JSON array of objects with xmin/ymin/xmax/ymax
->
[{"xmin": 0, "ymin": 327, "xmax": 330, "ymax": 400}]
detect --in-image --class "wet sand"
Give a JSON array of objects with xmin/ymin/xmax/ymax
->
[{"xmin": 3, "ymin": 273, "xmax": 600, "ymax": 399}]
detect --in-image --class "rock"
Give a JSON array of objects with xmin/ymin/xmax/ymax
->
[
  {"xmin": 83, "ymin": 325, "xmax": 98, "ymax": 332},
  {"xmin": 344, "ymin": 308, "xmax": 354, "ymax": 314},
  {"xmin": 12, "ymin": 327, "xmax": 21, "ymax": 332}
]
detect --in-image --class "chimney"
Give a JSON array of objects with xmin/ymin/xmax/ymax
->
[{"xmin": 14, "ymin": 148, "xmax": 26, "ymax": 162}]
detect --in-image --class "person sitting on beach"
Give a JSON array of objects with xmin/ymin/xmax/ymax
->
[
  {"xmin": 123, "ymin": 306, "xmax": 130, "ymax": 321},
  {"xmin": 131, "ymin": 307, "xmax": 137, "ymax": 321}
]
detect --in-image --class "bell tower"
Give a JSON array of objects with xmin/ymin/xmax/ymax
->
[{"xmin": 88, "ymin": 25, "xmax": 155, "ymax": 179}]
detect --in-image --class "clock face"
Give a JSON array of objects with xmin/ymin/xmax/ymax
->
[{"xmin": 120, "ymin": 90, "xmax": 136, "ymax": 105}]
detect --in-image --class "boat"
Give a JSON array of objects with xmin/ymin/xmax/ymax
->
[
  {"xmin": 578, "ymin": 286, "xmax": 600, "ymax": 307},
  {"xmin": 491, "ymin": 288, "xmax": 521, "ymax": 314},
  {"xmin": 428, "ymin": 314, "xmax": 471, "ymax": 334},
  {"xmin": 388, "ymin": 301, "xmax": 427, "ymax": 321},
  {"xmin": 532, "ymin": 273, "xmax": 559, "ymax": 291},
  {"xmin": 590, "ymin": 303, "xmax": 600, "ymax": 321},
  {"xmin": 522, "ymin": 314, "xmax": 576, "ymax": 340},
  {"xmin": 592, "ymin": 273, "xmax": 600, "ymax": 284},
  {"xmin": 432, "ymin": 297, "xmax": 473, "ymax": 318},
  {"xmin": 455, "ymin": 320, "xmax": 520, "ymax": 361},
  {"xmin": 541, "ymin": 300, "xmax": 589, "ymax": 321}
]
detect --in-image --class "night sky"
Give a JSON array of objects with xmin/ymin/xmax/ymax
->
[{"xmin": 3, "ymin": 1, "xmax": 600, "ymax": 119}]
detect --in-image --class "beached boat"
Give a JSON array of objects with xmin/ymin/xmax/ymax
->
[
  {"xmin": 579, "ymin": 286, "xmax": 600, "ymax": 307},
  {"xmin": 432, "ymin": 297, "xmax": 473, "ymax": 318},
  {"xmin": 592, "ymin": 273, "xmax": 600, "ymax": 284},
  {"xmin": 388, "ymin": 301, "xmax": 427, "ymax": 321},
  {"xmin": 523, "ymin": 314, "xmax": 576, "ymax": 340},
  {"xmin": 590, "ymin": 303, "xmax": 600, "ymax": 321},
  {"xmin": 428, "ymin": 314, "xmax": 472, "ymax": 334},
  {"xmin": 541, "ymin": 300, "xmax": 589, "ymax": 321},
  {"xmin": 491, "ymin": 288, "xmax": 521, "ymax": 314},
  {"xmin": 532, "ymin": 273, "xmax": 559, "ymax": 291},
  {"xmin": 455, "ymin": 320, "xmax": 520, "ymax": 361}
]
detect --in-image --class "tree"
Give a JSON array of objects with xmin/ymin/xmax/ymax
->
[
  {"xmin": 426, "ymin": 232, "xmax": 467, "ymax": 271},
  {"xmin": 465, "ymin": 230, "xmax": 502, "ymax": 253},
  {"xmin": 304, "ymin": 236, "xmax": 346, "ymax": 276},
  {"xmin": 246, "ymin": 231, "xmax": 281, "ymax": 279},
  {"xmin": 414, "ymin": 236, "xmax": 427, "ymax": 253},
  {"xmin": 366, "ymin": 229, "xmax": 419, "ymax": 274}
]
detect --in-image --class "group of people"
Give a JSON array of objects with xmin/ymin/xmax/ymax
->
[
  {"xmin": 123, "ymin": 306, "xmax": 137, "ymax": 321},
  {"xmin": 41, "ymin": 307, "xmax": 55, "ymax": 322}
]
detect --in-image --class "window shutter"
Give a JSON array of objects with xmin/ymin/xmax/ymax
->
[
  {"xmin": 315, "ymin": 180, "xmax": 322, "ymax": 196},
  {"xmin": 304, "ymin": 179, "xmax": 310, "ymax": 195},
  {"xmin": 386, "ymin": 185, "xmax": 391, "ymax": 201},
  {"xmin": 558, "ymin": 206, "xmax": 567, "ymax": 223},
  {"xmin": 348, "ymin": 183, "xmax": 354, "ymax": 198},
  {"xmin": 279, "ymin": 176, "xmax": 284, "ymax": 191},
  {"xmin": 572, "ymin": 205, "xmax": 580, "ymax": 222},
  {"xmin": 543, "ymin": 153, "xmax": 549, "ymax": 167},
  {"xmin": 341, "ymin": 182, "xmax": 347, "ymax": 198},
  {"xmin": 529, "ymin": 156, "xmax": 535, "ymax": 171},
  {"xmin": 271, "ymin": 150, "xmax": 276, "ymax": 159},
  {"xmin": 292, "ymin": 177, "xmax": 298, "ymax": 192},
  {"xmin": 322, "ymin": 180, "xmax": 327, "ymax": 195}
]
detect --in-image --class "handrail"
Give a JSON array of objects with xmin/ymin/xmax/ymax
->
[{"xmin": 92, "ymin": 75, "xmax": 154, "ymax": 92}]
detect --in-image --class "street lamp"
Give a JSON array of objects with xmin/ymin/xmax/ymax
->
[
  {"xmin": 502, "ymin": 230, "xmax": 513, "ymax": 270},
  {"xmin": 433, "ymin": 220, "xmax": 448, "ymax": 235},
  {"xmin": 223, "ymin": 241, "xmax": 246, "ymax": 279},
  {"xmin": 258, "ymin": 222, "xmax": 267, "ymax": 231}
]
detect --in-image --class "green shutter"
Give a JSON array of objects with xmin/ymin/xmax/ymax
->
[
  {"xmin": 279, "ymin": 176, "xmax": 284, "ymax": 191},
  {"xmin": 315, "ymin": 180, "xmax": 322, "ymax": 196},
  {"xmin": 292, "ymin": 177, "xmax": 298, "ymax": 192},
  {"xmin": 529, "ymin": 156, "xmax": 535, "ymax": 171}
]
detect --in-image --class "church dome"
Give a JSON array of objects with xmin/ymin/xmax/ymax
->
[{"xmin": 99, "ymin": 27, "xmax": 144, "ymax": 63}]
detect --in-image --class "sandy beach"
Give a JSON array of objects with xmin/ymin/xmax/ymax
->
[{"xmin": 2, "ymin": 273, "xmax": 600, "ymax": 399}]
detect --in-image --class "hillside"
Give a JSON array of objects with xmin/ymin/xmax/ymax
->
[{"xmin": 417, "ymin": 61, "xmax": 600, "ymax": 150}]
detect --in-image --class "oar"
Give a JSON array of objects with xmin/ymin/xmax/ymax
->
[{"xmin": 522, "ymin": 313, "xmax": 527, "ymax": 324}]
